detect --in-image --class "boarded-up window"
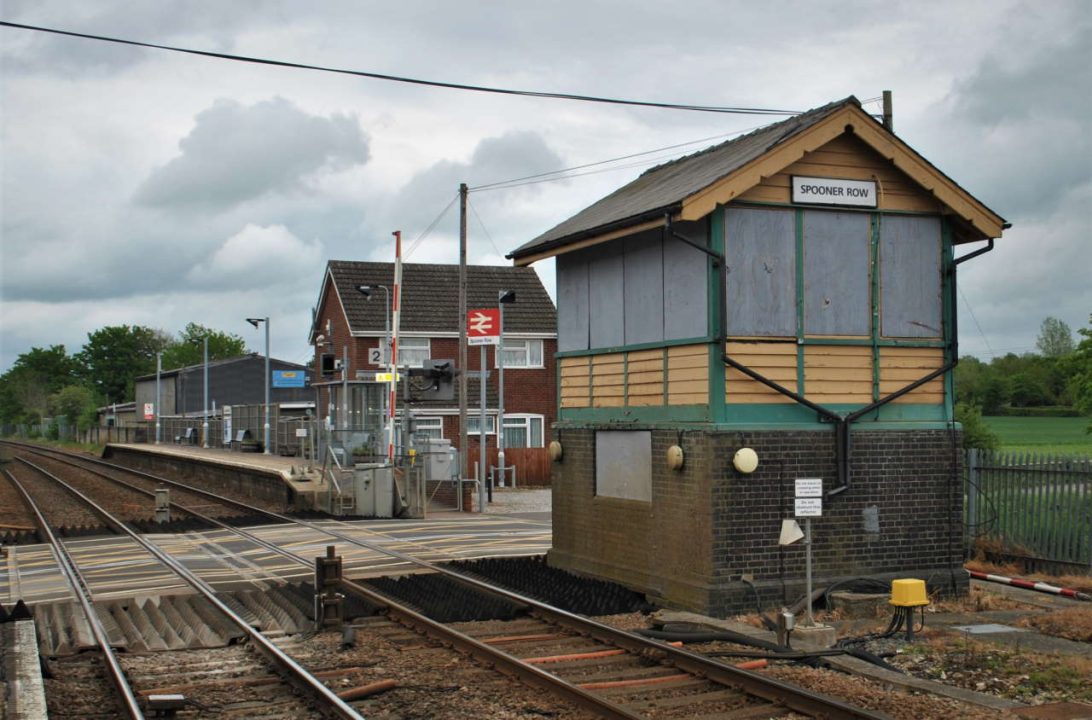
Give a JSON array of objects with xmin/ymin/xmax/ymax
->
[
  {"xmin": 664, "ymin": 222, "xmax": 708, "ymax": 340},
  {"xmin": 803, "ymin": 211, "xmax": 871, "ymax": 336},
  {"xmin": 557, "ymin": 253, "xmax": 589, "ymax": 351},
  {"xmin": 725, "ymin": 208, "xmax": 796, "ymax": 336},
  {"xmin": 588, "ymin": 244, "xmax": 625, "ymax": 348},
  {"xmin": 554, "ymin": 225, "xmax": 709, "ymax": 351},
  {"xmin": 880, "ymin": 216, "xmax": 942, "ymax": 338},
  {"xmin": 595, "ymin": 430, "xmax": 652, "ymax": 501},
  {"xmin": 624, "ymin": 232, "xmax": 665, "ymax": 345}
]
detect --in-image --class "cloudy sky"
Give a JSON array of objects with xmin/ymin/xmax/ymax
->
[{"xmin": 2, "ymin": 1, "xmax": 1089, "ymax": 372}]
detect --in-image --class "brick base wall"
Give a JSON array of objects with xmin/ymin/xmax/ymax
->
[{"xmin": 548, "ymin": 427, "xmax": 967, "ymax": 616}]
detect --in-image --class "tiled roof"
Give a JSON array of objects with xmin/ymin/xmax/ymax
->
[
  {"xmin": 325, "ymin": 262, "xmax": 556, "ymax": 335},
  {"xmin": 509, "ymin": 97, "xmax": 857, "ymax": 259}
]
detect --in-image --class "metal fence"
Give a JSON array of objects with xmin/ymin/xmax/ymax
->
[{"xmin": 965, "ymin": 449, "xmax": 1092, "ymax": 570}]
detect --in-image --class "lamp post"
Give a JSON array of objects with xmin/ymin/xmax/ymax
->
[
  {"xmin": 202, "ymin": 335, "xmax": 209, "ymax": 448},
  {"xmin": 497, "ymin": 289, "xmax": 516, "ymax": 489},
  {"xmin": 247, "ymin": 317, "xmax": 271, "ymax": 454},
  {"xmin": 155, "ymin": 352, "xmax": 162, "ymax": 444},
  {"xmin": 357, "ymin": 284, "xmax": 390, "ymax": 450}
]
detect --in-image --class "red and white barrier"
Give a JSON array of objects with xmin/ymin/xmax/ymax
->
[{"xmin": 967, "ymin": 569, "xmax": 1090, "ymax": 601}]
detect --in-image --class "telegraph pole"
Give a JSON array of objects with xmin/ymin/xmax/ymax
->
[{"xmin": 458, "ymin": 183, "xmax": 469, "ymax": 508}]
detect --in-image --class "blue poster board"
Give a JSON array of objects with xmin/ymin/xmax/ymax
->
[{"xmin": 272, "ymin": 370, "xmax": 307, "ymax": 388}]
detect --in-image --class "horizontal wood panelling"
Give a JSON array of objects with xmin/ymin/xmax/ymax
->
[
  {"xmin": 559, "ymin": 357, "xmax": 591, "ymax": 408},
  {"xmin": 880, "ymin": 347, "xmax": 944, "ymax": 404},
  {"xmin": 592, "ymin": 352, "xmax": 626, "ymax": 408},
  {"xmin": 668, "ymin": 344, "xmax": 709, "ymax": 405},
  {"xmin": 804, "ymin": 345, "xmax": 871, "ymax": 402},
  {"xmin": 726, "ymin": 341, "xmax": 798, "ymax": 403},
  {"xmin": 736, "ymin": 134, "xmax": 940, "ymax": 213}
]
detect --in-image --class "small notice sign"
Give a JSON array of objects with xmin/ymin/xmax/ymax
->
[
  {"xmin": 143, "ymin": 402, "xmax": 154, "ymax": 420},
  {"xmin": 295, "ymin": 428, "xmax": 308, "ymax": 438},
  {"xmin": 795, "ymin": 497, "xmax": 823, "ymax": 517},
  {"xmin": 795, "ymin": 478, "xmax": 823, "ymax": 498}
]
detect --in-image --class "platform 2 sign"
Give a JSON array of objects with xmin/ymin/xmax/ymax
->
[{"xmin": 272, "ymin": 370, "xmax": 306, "ymax": 388}]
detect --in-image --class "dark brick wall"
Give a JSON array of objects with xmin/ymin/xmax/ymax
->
[{"xmin": 549, "ymin": 426, "xmax": 967, "ymax": 616}]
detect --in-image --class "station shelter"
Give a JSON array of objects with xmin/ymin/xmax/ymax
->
[{"xmin": 508, "ymin": 96, "xmax": 1007, "ymax": 615}]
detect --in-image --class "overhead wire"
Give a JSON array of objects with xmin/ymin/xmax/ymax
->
[
  {"xmin": 403, "ymin": 193, "xmax": 458, "ymax": 259},
  {"xmin": 469, "ymin": 123, "xmax": 769, "ymax": 192},
  {"xmin": 0, "ymin": 20, "xmax": 802, "ymax": 116},
  {"xmin": 467, "ymin": 199, "xmax": 504, "ymax": 259},
  {"xmin": 958, "ymin": 286, "xmax": 995, "ymax": 358}
]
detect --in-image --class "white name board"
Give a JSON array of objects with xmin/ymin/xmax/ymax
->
[
  {"xmin": 792, "ymin": 176, "xmax": 877, "ymax": 207},
  {"xmin": 795, "ymin": 497, "xmax": 823, "ymax": 517},
  {"xmin": 295, "ymin": 428, "xmax": 308, "ymax": 438},
  {"xmin": 795, "ymin": 478, "xmax": 823, "ymax": 498}
]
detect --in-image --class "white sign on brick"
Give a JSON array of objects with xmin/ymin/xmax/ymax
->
[
  {"xmin": 795, "ymin": 497, "xmax": 823, "ymax": 517},
  {"xmin": 795, "ymin": 478, "xmax": 823, "ymax": 498}
]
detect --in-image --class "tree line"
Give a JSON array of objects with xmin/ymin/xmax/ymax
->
[
  {"xmin": 955, "ymin": 316, "xmax": 1092, "ymax": 416},
  {"xmin": 0, "ymin": 323, "xmax": 247, "ymax": 431}
]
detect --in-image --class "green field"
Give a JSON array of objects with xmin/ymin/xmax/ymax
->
[{"xmin": 982, "ymin": 416, "xmax": 1092, "ymax": 455}]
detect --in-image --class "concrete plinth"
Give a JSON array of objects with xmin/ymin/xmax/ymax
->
[{"xmin": 792, "ymin": 622, "xmax": 838, "ymax": 650}]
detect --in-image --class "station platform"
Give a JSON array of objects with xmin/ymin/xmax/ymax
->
[{"xmin": 105, "ymin": 442, "xmax": 322, "ymax": 498}]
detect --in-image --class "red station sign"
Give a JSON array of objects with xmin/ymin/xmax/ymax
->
[{"xmin": 467, "ymin": 308, "xmax": 500, "ymax": 345}]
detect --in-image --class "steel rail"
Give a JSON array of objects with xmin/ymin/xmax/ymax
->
[
  {"xmin": 2, "ymin": 468, "xmax": 146, "ymax": 720},
  {"xmin": 11, "ymin": 456, "xmax": 366, "ymax": 720},
  {"xmin": 9, "ymin": 443, "xmax": 890, "ymax": 719},
  {"xmin": 8, "ymin": 445, "xmax": 647, "ymax": 719}
]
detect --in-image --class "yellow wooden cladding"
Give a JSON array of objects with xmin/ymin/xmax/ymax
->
[
  {"xmin": 559, "ymin": 357, "xmax": 592, "ymax": 408},
  {"xmin": 559, "ymin": 344, "xmax": 709, "ymax": 408},
  {"xmin": 737, "ymin": 134, "xmax": 941, "ymax": 213},
  {"xmin": 725, "ymin": 341, "xmax": 797, "ymax": 403},
  {"xmin": 803, "ymin": 345, "xmax": 872, "ymax": 404},
  {"xmin": 879, "ymin": 347, "xmax": 945, "ymax": 404},
  {"xmin": 668, "ymin": 344, "xmax": 709, "ymax": 405}
]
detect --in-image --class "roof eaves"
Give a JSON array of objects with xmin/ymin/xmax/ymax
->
[{"xmin": 508, "ymin": 203, "xmax": 681, "ymax": 262}]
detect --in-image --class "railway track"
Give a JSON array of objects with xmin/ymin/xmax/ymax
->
[
  {"xmin": 4, "ymin": 458, "xmax": 366, "ymax": 719},
  {"xmin": 3, "ymin": 442, "xmax": 890, "ymax": 719}
]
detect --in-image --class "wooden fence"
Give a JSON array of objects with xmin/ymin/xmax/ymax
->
[
  {"xmin": 965, "ymin": 449, "xmax": 1091, "ymax": 570},
  {"xmin": 466, "ymin": 447, "xmax": 551, "ymax": 487}
]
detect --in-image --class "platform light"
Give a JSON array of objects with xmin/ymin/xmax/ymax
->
[
  {"xmin": 548, "ymin": 440, "xmax": 563, "ymax": 462},
  {"xmin": 666, "ymin": 444, "xmax": 685, "ymax": 471}
]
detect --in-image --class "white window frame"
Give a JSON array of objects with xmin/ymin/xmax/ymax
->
[
  {"xmin": 413, "ymin": 415, "xmax": 444, "ymax": 440},
  {"xmin": 501, "ymin": 414, "xmax": 544, "ymax": 448},
  {"xmin": 396, "ymin": 337, "xmax": 431, "ymax": 368},
  {"xmin": 495, "ymin": 338, "xmax": 544, "ymax": 369},
  {"xmin": 466, "ymin": 414, "xmax": 497, "ymax": 434}
]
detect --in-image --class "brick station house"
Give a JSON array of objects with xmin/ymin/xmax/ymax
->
[
  {"xmin": 508, "ymin": 96, "xmax": 1007, "ymax": 616},
  {"xmin": 308, "ymin": 261, "xmax": 557, "ymax": 479}
]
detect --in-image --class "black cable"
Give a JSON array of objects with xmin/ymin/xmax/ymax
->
[{"xmin": 0, "ymin": 20, "xmax": 802, "ymax": 116}]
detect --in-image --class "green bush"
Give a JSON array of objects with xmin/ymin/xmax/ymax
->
[{"xmin": 956, "ymin": 402, "xmax": 1000, "ymax": 450}]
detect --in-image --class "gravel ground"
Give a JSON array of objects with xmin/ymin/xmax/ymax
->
[
  {"xmin": 0, "ymin": 461, "xmax": 38, "ymax": 530},
  {"xmin": 5, "ymin": 462, "xmax": 103, "ymax": 530},
  {"xmin": 481, "ymin": 487, "xmax": 551, "ymax": 514}
]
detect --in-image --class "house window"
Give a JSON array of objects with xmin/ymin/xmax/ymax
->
[
  {"xmin": 466, "ymin": 414, "xmax": 496, "ymax": 434},
  {"xmin": 497, "ymin": 339, "xmax": 543, "ymax": 368},
  {"xmin": 502, "ymin": 415, "xmax": 544, "ymax": 448},
  {"xmin": 414, "ymin": 416, "xmax": 443, "ymax": 440},
  {"xmin": 397, "ymin": 337, "xmax": 430, "ymax": 367}
]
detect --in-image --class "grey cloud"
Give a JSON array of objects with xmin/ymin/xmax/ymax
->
[
  {"xmin": 134, "ymin": 97, "xmax": 369, "ymax": 211},
  {"xmin": 2, "ymin": 1, "xmax": 278, "ymax": 77}
]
